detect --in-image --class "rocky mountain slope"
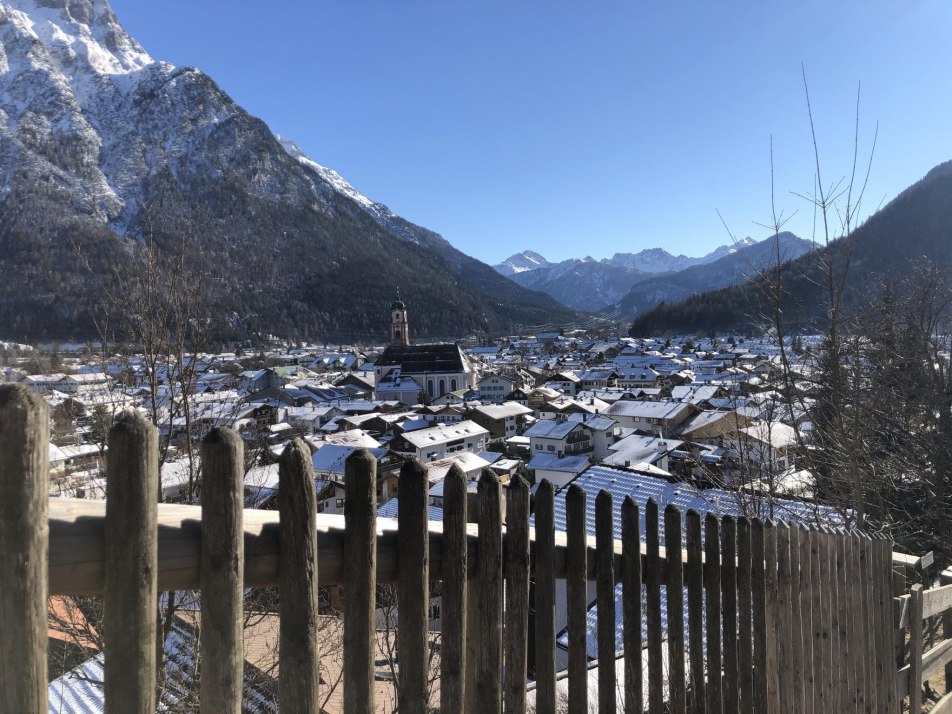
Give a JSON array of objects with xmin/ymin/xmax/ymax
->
[
  {"xmin": 0, "ymin": 0, "xmax": 578, "ymax": 342},
  {"xmin": 629, "ymin": 162, "xmax": 952, "ymax": 336}
]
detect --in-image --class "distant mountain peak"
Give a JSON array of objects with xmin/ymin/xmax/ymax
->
[{"xmin": 494, "ymin": 250, "xmax": 551, "ymax": 276}]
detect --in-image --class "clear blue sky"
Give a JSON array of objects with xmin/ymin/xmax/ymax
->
[{"xmin": 110, "ymin": 0, "xmax": 952, "ymax": 264}]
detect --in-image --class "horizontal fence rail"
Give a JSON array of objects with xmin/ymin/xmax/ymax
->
[{"xmin": 0, "ymin": 383, "xmax": 918, "ymax": 712}]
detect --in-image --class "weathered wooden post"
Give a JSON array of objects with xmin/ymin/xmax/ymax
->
[
  {"xmin": 200, "ymin": 427, "xmax": 244, "ymax": 713},
  {"xmin": 344, "ymin": 448, "xmax": 377, "ymax": 712},
  {"xmin": 441, "ymin": 464, "xmax": 468, "ymax": 713},
  {"xmin": 686, "ymin": 509, "xmax": 705, "ymax": 714},
  {"xmin": 622, "ymin": 496, "xmax": 643, "ymax": 714},
  {"xmin": 566, "ymin": 484, "xmax": 589, "ymax": 714},
  {"xmin": 664, "ymin": 504, "xmax": 686, "ymax": 714},
  {"xmin": 0, "ymin": 384, "xmax": 49, "ymax": 713},
  {"xmin": 398, "ymin": 459, "xmax": 430, "ymax": 714},
  {"xmin": 504, "ymin": 476, "xmax": 530, "ymax": 714},
  {"xmin": 104, "ymin": 411, "xmax": 158, "ymax": 714},
  {"xmin": 534, "ymin": 479, "xmax": 558, "ymax": 714},
  {"xmin": 597, "ymin": 490, "xmax": 618, "ymax": 714},
  {"xmin": 475, "ymin": 472, "xmax": 503, "ymax": 711},
  {"xmin": 279, "ymin": 438, "xmax": 320, "ymax": 713}
]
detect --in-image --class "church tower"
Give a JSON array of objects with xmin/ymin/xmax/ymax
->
[{"xmin": 390, "ymin": 295, "xmax": 410, "ymax": 346}]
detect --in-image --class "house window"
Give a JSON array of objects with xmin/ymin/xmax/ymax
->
[
  {"xmin": 429, "ymin": 602, "xmax": 441, "ymax": 621},
  {"xmin": 439, "ymin": 379, "xmax": 446, "ymax": 396},
  {"xmin": 428, "ymin": 380, "xmax": 434, "ymax": 396},
  {"xmin": 547, "ymin": 445, "xmax": 555, "ymax": 452},
  {"xmin": 451, "ymin": 379, "xmax": 458, "ymax": 391},
  {"xmin": 336, "ymin": 498, "xmax": 345, "ymax": 508}
]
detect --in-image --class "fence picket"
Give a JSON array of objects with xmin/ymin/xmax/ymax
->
[
  {"xmin": 764, "ymin": 521, "xmax": 781, "ymax": 714},
  {"xmin": 736, "ymin": 517, "xmax": 754, "ymax": 714},
  {"xmin": 686, "ymin": 510, "xmax": 705, "ymax": 714},
  {"xmin": 721, "ymin": 516, "xmax": 739, "ymax": 713},
  {"xmin": 704, "ymin": 513, "xmax": 723, "ymax": 714},
  {"xmin": 475, "ymin": 472, "xmax": 504, "ymax": 710},
  {"xmin": 566, "ymin": 484, "xmax": 589, "ymax": 714},
  {"xmin": 834, "ymin": 532, "xmax": 850, "ymax": 714},
  {"xmin": 665, "ymin": 505, "xmax": 686, "ymax": 714},
  {"xmin": 398, "ymin": 459, "xmax": 430, "ymax": 714},
  {"xmin": 104, "ymin": 412, "xmax": 158, "ymax": 714},
  {"xmin": 751, "ymin": 519, "xmax": 768, "ymax": 714},
  {"xmin": 862, "ymin": 535, "xmax": 879, "ymax": 713},
  {"xmin": 441, "ymin": 464, "xmax": 468, "ymax": 713},
  {"xmin": 534, "ymin": 480, "xmax": 557, "ymax": 714},
  {"xmin": 0, "ymin": 385, "xmax": 49, "ymax": 714},
  {"xmin": 343, "ymin": 448, "xmax": 377, "ymax": 711},
  {"xmin": 622, "ymin": 497, "xmax": 643, "ymax": 714},
  {"xmin": 787, "ymin": 526, "xmax": 804, "ymax": 713},
  {"xmin": 775, "ymin": 523, "xmax": 794, "ymax": 714},
  {"xmin": 279, "ymin": 438, "xmax": 320, "ymax": 713},
  {"xmin": 505, "ymin": 476, "xmax": 531, "ymax": 714},
  {"xmin": 797, "ymin": 525, "xmax": 814, "ymax": 714},
  {"xmin": 646, "ymin": 500, "xmax": 664, "ymax": 714},
  {"xmin": 597, "ymin": 491, "xmax": 618, "ymax": 714},
  {"xmin": 200, "ymin": 428, "xmax": 244, "ymax": 714},
  {"xmin": 808, "ymin": 526, "xmax": 824, "ymax": 713}
]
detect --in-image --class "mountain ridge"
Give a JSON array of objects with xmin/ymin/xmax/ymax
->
[{"xmin": 491, "ymin": 235, "xmax": 808, "ymax": 314}]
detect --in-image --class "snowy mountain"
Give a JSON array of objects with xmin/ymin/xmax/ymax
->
[
  {"xmin": 614, "ymin": 232, "xmax": 814, "ymax": 317},
  {"xmin": 494, "ymin": 251, "xmax": 552, "ymax": 276},
  {"xmin": 0, "ymin": 0, "xmax": 576, "ymax": 339},
  {"xmin": 495, "ymin": 238, "xmax": 770, "ymax": 312}
]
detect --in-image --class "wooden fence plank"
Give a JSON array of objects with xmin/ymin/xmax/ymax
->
[
  {"xmin": 721, "ymin": 516, "xmax": 739, "ymax": 713},
  {"xmin": 736, "ymin": 517, "xmax": 754, "ymax": 714},
  {"xmin": 821, "ymin": 529, "xmax": 840, "ymax": 713},
  {"xmin": 850, "ymin": 533, "xmax": 865, "ymax": 713},
  {"xmin": 0, "ymin": 385, "xmax": 49, "ymax": 714},
  {"xmin": 819, "ymin": 528, "xmax": 834, "ymax": 712},
  {"xmin": 566, "ymin": 484, "xmax": 589, "ymax": 714},
  {"xmin": 200, "ymin": 428, "xmax": 244, "ymax": 714},
  {"xmin": 505, "ymin": 476, "xmax": 531, "ymax": 714},
  {"xmin": 597, "ymin": 491, "xmax": 618, "ymax": 714},
  {"xmin": 835, "ymin": 531, "xmax": 850, "ymax": 714},
  {"xmin": 775, "ymin": 523, "xmax": 794, "ymax": 714},
  {"xmin": 874, "ymin": 535, "xmax": 892, "ymax": 714},
  {"xmin": 686, "ymin": 510, "xmax": 705, "ymax": 714},
  {"xmin": 622, "ymin": 496, "xmax": 643, "ymax": 714},
  {"xmin": 441, "ymin": 464, "xmax": 468, "ymax": 714},
  {"xmin": 909, "ymin": 583, "xmax": 924, "ymax": 714},
  {"xmin": 398, "ymin": 459, "xmax": 430, "ymax": 714},
  {"xmin": 343, "ymin": 448, "xmax": 377, "ymax": 712},
  {"xmin": 751, "ymin": 519, "xmax": 769, "ymax": 714},
  {"xmin": 475, "ymin": 472, "xmax": 504, "ymax": 711},
  {"xmin": 279, "ymin": 438, "xmax": 320, "ymax": 714},
  {"xmin": 534, "ymin": 480, "xmax": 557, "ymax": 714},
  {"xmin": 787, "ymin": 525, "xmax": 804, "ymax": 713},
  {"xmin": 104, "ymin": 411, "xmax": 158, "ymax": 714},
  {"xmin": 704, "ymin": 513, "xmax": 722, "ymax": 714},
  {"xmin": 665, "ymin": 505, "xmax": 686, "ymax": 714},
  {"xmin": 809, "ymin": 527, "xmax": 824, "ymax": 714},
  {"xmin": 860, "ymin": 535, "xmax": 878, "ymax": 713},
  {"xmin": 797, "ymin": 524, "xmax": 814, "ymax": 714},
  {"xmin": 645, "ymin": 500, "xmax": 665, "ymax": 714}
]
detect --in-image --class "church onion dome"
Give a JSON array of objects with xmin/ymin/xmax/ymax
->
[{"xmin": 391, "ymin": 300, "xmax": 406, "ymax": 310}]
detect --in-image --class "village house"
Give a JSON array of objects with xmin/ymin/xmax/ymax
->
[
  {"xmin": 388, "ymin": 419, "xmax": 489, "ymax": 463},
  {"xmin": 602, "ymin": 399, "xmax": 697, "ymax": 436},
  {"xmin": 467, "ymin": 401, "xmax": 533, "ymax": 440}
]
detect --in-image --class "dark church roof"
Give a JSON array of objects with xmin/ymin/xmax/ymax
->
[
  {"xmin": 391, "ymin": 299, "xmax": 406, "ymax": 310},
  {"xmin": 376, "ymin": 344, "xmax": 468, "ymax": 374}
]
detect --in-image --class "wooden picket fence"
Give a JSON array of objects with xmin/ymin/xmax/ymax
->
[{"xmin": 0, "ymin": 383, "xmax": 905, "ymax": 712}]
